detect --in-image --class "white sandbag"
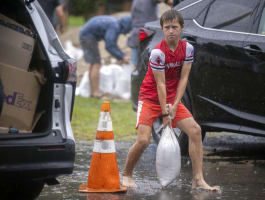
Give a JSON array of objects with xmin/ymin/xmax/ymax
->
[
  {"xmin": 113, "ymin": 64, "xmax": 134, "ymax": 99},
  {"xmin": 99, "ymin": 64, "xmax": 123, "ymax": 94},
  {"xmin": 99, "ymin": 65, "xmax": 114, "ymax": 94},
  {"xmin": 156, "ymin": 125, "xmax": 181, "ymax": 187},
  {"xmin": 64, "ymin": 40, "xmax": 84, "ymax": 60},
  {"xmin": 76, "ymin": 71, "xmax": 90, "ymax": 97},
  {"xmin": 110, "ymin": 64, "xmax": 123, "ymax": 84}
]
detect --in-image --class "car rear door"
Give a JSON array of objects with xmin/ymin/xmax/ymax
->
[
  {"xmin": 181, "ymin": 0, "xmax": 260, "ymax": 125},
  {"xmin": 240, "ymin": 1, "xmax": 265, "ymax": 128}
]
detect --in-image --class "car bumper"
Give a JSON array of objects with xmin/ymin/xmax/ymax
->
[{"xmin": 0, "ymin": 137, "xmax": 75, "ymax": 182}]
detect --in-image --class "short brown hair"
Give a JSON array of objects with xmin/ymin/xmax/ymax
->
[{"xmin": 160, "ymin": 9, "xmax": 184, "ymax": 28}]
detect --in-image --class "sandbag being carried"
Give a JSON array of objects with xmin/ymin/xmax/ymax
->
[{"xmin": 156, "ymin": 125, "xmax": 181, "ymax": 187}]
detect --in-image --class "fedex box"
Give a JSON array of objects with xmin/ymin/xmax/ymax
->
[
  {"xmin": 0, "ymin": 63, "xmax": 41, "ymax": 131},
  {"xmin": 0, "ymin": 13, "xmax": 35, "ymax": 71}
]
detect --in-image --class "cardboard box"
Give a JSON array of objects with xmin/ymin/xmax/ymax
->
[
  {"xmin": 0, "ymin": 13, "xmax": 35, "ymax": 71},
  {"xmin": 0, "ymin": 63, "xmax": 41, "ymax": 131}
]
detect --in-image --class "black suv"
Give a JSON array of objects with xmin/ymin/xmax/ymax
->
[
  {"xmin": 131, "ymin": 0, "xmax": 265, "ymax": 155},
  {"xmin": 0, "ymin": 0, "xmax": 76, "ymax": 199}
]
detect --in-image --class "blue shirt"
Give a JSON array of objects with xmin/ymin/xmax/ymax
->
[{"xmin": 80, "ymin": 15, "xmax": 131, "ymax": 60}]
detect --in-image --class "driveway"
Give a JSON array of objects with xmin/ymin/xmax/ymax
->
[{"xmin": 39, "ymin": 133, "xmax": 265, "ymax": 200}]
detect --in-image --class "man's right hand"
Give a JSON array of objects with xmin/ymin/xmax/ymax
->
[
  {"xmin": 162, "ymin": 114, "xmax": 171, "ymax": 127},
  {"xmin": 122, "ymin": 56, "xmax": 130, "ymax": 64}
]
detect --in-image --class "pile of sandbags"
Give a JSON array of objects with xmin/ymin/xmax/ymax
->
[
  {"xmin": 75, "ymin": 64, "xmax": 134, "ymax": 99},
  {"xmin": 64, "ymin": 40, "xmax": 84, "ymax": 61}
]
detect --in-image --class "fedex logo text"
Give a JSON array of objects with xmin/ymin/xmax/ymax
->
[{"xmin": 3, "ymin": 92, "xmax": 32, "ymax": 111}]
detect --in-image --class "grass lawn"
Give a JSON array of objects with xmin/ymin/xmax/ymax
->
[
  {"xmin": 71, "ymin": 96, "xmax": 137, "ymax": 141},
  {"xmin": 68, "ymin": 16, "xmax": 86, "ymax": 27}
]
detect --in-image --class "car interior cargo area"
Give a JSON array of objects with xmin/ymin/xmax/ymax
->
[{"xmin": 0, "ymin": 1, "xmax": 52, "ymax": 135}]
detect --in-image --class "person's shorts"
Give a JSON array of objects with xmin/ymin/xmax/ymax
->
[
  {"xmin": 131, "ymin": 47, "xmax": 139, "ymax": 66},
  {"xmin": 80, "ymin": 37, "xmax": 101, "ymax": 64},
  {"xmin": 136, "ymin": 100, "xmax": 192, "ymax": 129}
]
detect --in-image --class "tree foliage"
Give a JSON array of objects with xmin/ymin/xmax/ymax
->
[{"xmin": 70, "ymin": 0, "xmax": 106, "ymax": 19}]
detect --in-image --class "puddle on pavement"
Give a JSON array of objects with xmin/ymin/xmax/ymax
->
[{"xmin": 39, "ymin": 139, "xmax": 265, "ymax": 200}]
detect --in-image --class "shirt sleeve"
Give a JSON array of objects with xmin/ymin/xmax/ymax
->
[
  {"xmin": 105, "ymin": 26, "xmax": 124, "ymax": 60},
  {"xmin": 149, "ymin": 49, "xmax": 165, "ymax": 71},
  {"xmin": 184, "ymin": 42, "xmax": 194, "ymax": 63}
]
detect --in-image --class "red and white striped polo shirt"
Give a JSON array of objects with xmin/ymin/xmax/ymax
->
[{"xmin": 138, "ymin": 39, "xmax": 194, "ymax": 104}]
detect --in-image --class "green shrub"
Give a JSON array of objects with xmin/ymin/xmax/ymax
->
[{"xmin": 70, "ymin": 0, "xmax": 106, "ymax": 20}]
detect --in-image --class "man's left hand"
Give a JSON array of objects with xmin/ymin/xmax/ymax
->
[
  {"xmin": 122, "ymin": 56, "xmax": 130, "ymax": 64},
  {"xmin": 167, "ymin": 103, "xmax": 178, "ymax": 119},
  {"xmin": 162, "ymin": 115, "xmax": 171, "ymax": 127}
]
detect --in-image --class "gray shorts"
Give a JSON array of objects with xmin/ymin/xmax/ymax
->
[{"xmin": 80, "ymin": 38, "xmax": 101, "ymax": 64}]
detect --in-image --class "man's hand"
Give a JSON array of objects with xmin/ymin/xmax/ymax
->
[
  {"xmin": 167, "ymin": 103, "xmax": 178, "ymax": 119},
  {"xmin": 162, "ymin": 115, "xmax": 171, "ymax": 127},
  {"xmin": 122, "ymin": 56, "xmax": 130, "ymax": 64},
  {"xmin": 117, "ymin": 56, "xmax": 130, "ymax": 65}
]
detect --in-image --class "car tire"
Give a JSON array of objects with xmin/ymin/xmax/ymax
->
[
  {"xmin": 152, "ymin": 92, "xmax": 206, "ymax": 156},
  {"xmin": 0, "ymin": 181, "xmax": 44, "ymax": 200}
]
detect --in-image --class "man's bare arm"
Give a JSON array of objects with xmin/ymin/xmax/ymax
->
[
  {"xmin": 171, "ymin": 62, "xmax": 192, "ymax": 117},
  {"xmin": 56, "ymin": 4, "xmax": 66, "ymax": 33},
  {"xmin": 153, "ymin": 70, "xmax": 171, "ymax": 126}
]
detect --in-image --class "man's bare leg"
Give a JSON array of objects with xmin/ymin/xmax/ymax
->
[
  {"xmin": 176, "ymin": 118, "xmax": 220, "ymax": 191},
  {"xmin": 89, "ymin": 63, "xmax": 103, "ymax": 97},
  {"xmin": 122, "ymin": 125, "xmax": 152, "ymax": 187}
]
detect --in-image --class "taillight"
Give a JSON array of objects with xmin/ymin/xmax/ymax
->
[
  {"xmin": 139, "ymin": 28, "xmax": 154, "ymax": 42},
  {"xmin": 55, "ymin": 59, "xmax": 77, "ymax": 83},
  {"xmin": 66, "ymin": 58, "xmax": 77, "ymax": 82}
]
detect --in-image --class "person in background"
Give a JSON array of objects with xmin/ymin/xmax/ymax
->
[
  {"xmin": 122, "ymin": 10, "xmax": 220, "ymax": 191},
  {"xmin": 79, "ymin": 15, "xmax": 131, "ymax": 98},
  {"xmin": 53, "ymin": 0, "xmax": 69, "ymax": 34},
  {"xmin": 128, "ymin": 0, "xmax": 174, "ymax": 70},
  {"xmin": 38, "ymin": 0, "xmax": 66, "ymax": 34},
  {"xmin": 172, "ymin": 0, "xmax": 184, "ymax": 7}
]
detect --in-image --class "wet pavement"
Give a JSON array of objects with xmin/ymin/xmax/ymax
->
[{"xmin": 39, "ymin": 133, "xmax": 265, "ymax": 200}]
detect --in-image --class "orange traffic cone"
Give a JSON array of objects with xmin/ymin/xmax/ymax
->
[{"xmin": 79, "ymin": 101, "xmax": 127, "ymax": 193}]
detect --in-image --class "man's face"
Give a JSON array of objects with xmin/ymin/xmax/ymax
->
[{"xmin": 162, "ymin": 19, "xmax": 183, "ymax": 43}]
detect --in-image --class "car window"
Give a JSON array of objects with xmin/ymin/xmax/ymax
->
[
  {"xmin": 177, "ymin": 0, "xmax": 212, "ymax": 20},
  {"xmin": 258, "ymin": 7, "xmax": 265, "ymax": 35},
  {"xmin": 195, "ymin": 4, "xmax": 209, "ymax": 25},
  {"xmin": 203, "ymin": 0, "xmax": 260, "ymax": 33}
]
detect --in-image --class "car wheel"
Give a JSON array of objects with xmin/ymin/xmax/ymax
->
[
  {"xmin": 0, "ymin": 181, "xmax": 44, "ymax": 200},
  {"xmin": 152, "ymin": 92, "xmax": 206, "ymax": 156}
]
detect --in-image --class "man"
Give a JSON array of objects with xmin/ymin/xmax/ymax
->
[
  {"xmin": 122, "ymin": 10, "xmax": 219, "ymax": 191},
  {"xmin": 128, "ymin": 0, "xmax": 174, "ymax": 69},
  {"xmin": 38, "ymin": 0, "xmax": 66, "ymax": 33},
  {"xmin": 171, "ymin": 0, "xmax": 183, "ymax": 7},
  {"xmin": 53, "ymin": 0, "xmax": 69, "ymax": 34},
  {"xmin": 79, "ymin": 15, "xmax": 131, "ymax": 98}
]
